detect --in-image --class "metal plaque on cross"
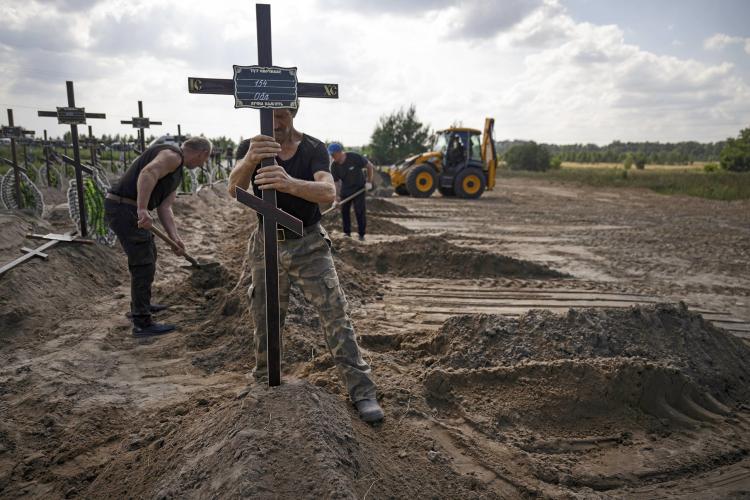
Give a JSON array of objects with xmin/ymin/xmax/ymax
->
[
  {"xmin": 56, "ymin": 107, "xmax": 87, "ymax": 125},
  {"xmin": 0, "ymin": 126, "xmax": 23, "ymax": 139},
  {"xmin": 186, "ymin": 3, "xmax": 339, "ymax": 387},
  {"xmin": 120, "ymin": 101, "xmax": 162, "ymax": 151},
  {"xmin": 233, "ymin": 65, "xmax": 298, "ymax": 109},
  {"xmin": 130, "ymin": 117, "xmax": 151, "ymax": 129}
]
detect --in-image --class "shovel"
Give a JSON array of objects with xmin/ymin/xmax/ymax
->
[
  {"xmin": 149, "ymin": 225, "xmax": 213, "ymax": 269},
  {"xmin": 322, "ymin": 187, "xmax": 367, "ymax": 216}
]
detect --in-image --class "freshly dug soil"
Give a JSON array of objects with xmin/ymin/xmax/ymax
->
[
  {"xmin": 426, "ymin": 303, "xmax": 750, "ymax": 403},
  {"xmin": 336, "ymin": 235, "xmax": 568, "ymax": 279},
  {"xmin": 0, "ymin": 212, "xmax": 122, "ymax": 343},
  {"xmin": 366, "ymin": 197, "xmax": 411, "ymax": 215},
  {"xmin": 83, "ymin": 381, "xmax": 480, "ymax": 500},
  {"xmin": 2, "ymin": 181, "xmax": 750, "ymax": 499},
  {"xmin": 321, "ymin": 211, "xmax": 412, "ymax": 235}
]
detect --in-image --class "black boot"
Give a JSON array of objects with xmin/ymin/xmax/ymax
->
[
  {"xmin": 132, "ymin": 322, "xmax": 176, "ymax": 338},
  {"xmin": 355, "ymin": 399, "xmax": 384, "ymax": 422}
]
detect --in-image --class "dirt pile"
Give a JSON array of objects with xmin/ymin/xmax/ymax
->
[
  {"xmin": 426, "ymin": 303, "xmax": 750, "ymax": 403},
  {"xmin": 320, "ymin": 195, "xmax": 412, "ymax": 235},
  {"xmin": 321, "ymin": 209, "xmax": 412, "ymax": 235},
  {"xmin": 78, "ymin": 380, "xmax": 484, "ymax": 499},
  {"xmin": 0, "ymin": 212, "xmax": 122, "ymax": 343},
  {"xmin": 86, "ymin": 381, "xmax": 369, "ymax": 498},
  {"xmin": 336, "ymin": 235, "xmax": 568, "ymax": 279},
  {"xmin": 416, "ymin": 303, "xmax": 750, "ymax": 492},
  {"xmin": 366, "ymin": 197, "xmax": 411, "ymax": 216}
]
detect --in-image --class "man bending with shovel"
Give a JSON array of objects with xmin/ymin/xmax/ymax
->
[{"xmin": 105, "ymin": 136, "xmax": 212, "ymax": 337}]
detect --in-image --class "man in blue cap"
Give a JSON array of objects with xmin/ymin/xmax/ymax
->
[{"xmin": 328, "ymin": 142, "xmax": 374, "ymax": 241}]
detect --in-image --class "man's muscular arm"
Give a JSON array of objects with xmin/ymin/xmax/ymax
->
[
  {"xmin": 136, "ymin": 149, "xmax": 182, "ymax": 229},
  {"xmin": 156, "ymin": 191, "xmax": 185, "ymax": 255},
  {"xmin": 227, "ymin": 134, "xmax": 280, "ymax": 197},
  {"xmin": 255, "ymin": 166, "xmax": 336, "ymax": 204}
]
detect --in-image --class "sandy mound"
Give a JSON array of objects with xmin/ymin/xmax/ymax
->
[
  {"xmin": 425, "ymin": 305, "xmax": 750, "ymax": 436},
  {"xmin": 86, "ymin": 381, "xmax": 370, "ymax": 498},
  {"xmin": 0, "ymin": 212, "xmax": 122, "ymax": 343},
  {"xmin": 425, "ymin": 358, "xmax": 732, "ymax": 436},
  {"xmin": 366, "ymin": 197, "xmax": 410, "ymax": 215},
  {"xmin": 320, "ymin": 196, "xmax": 412, "ymax": 235},
  {"xmin": 426, "ymin": 303, "xmax": 750, "ymax": 403},
  {"xmin": 336, "ymin": 235, "xmax": 568, "ymax": 279},
  {"xmin": 321, "ymin": 210, "xmax": 412, "ymax": 235}
]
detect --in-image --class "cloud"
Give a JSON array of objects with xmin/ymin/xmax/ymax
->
[
  {"xmin": 492, "ymin": 7, "xmax": 750, "ymax": 142},
  {"xmin": 0, "ymin": 9, "xmax": 81, "ymax": 52},
  {"xmin": 448, "ymin": 0, "xmax": 544, "ymax": 39},
  {"xmin": 316, "ymin": 0, "xmax": 453, "ymax": 14},
  {"xmin": 319, "ymin": 0, "xmax": 545, "ymax": 39},
  {"xmin": 43, "ymin": 0, "xmax": 104, "ymax": 11},
  {"xmin": 703, "ymin": 33, "xmax": 745, "ymax": 51},
  {"xmin": 0, "ymin": 0, "xmax": 748, "ymax": 146}
]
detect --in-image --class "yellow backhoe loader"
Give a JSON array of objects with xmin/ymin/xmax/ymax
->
[{"xmin": 389, "ymin": 118, "xmax": 497, "ymax": 199}]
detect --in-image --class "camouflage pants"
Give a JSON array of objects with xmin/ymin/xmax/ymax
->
[{"xmin": 247, "ymin": 223, "xmax": 377, "ymax": 402}]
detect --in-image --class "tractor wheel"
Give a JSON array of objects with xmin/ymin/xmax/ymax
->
[
  {"xmin": 438, "ymin": 186, "xmax": 455, "ymax": 197},
  {"xmin": 454, "ymin": 168, "xmax": 486, "ymax": 199},
  {"xmin": 395, "ymin": 184, "xmax": 410, "ymax": 196},
  {"xmin": 406, "ymin": 164, "xmax": 437, "ymax": 198}
]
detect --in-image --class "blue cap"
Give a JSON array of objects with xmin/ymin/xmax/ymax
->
[{"xmin": 327, "ymin": 142, "xmax": 343, "ymax": 154}]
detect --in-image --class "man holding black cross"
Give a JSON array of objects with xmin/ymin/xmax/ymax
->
[
  {"xmin": 105, "ymin": 137, "xmax": 212, "ymax": 336},
  {"xmin": 229, "ymin": 107, "xmax": 384, "ymax": 423},
  {"xmin": 328, "ymin": 142, "xmax": 374, "ymax": 240}
]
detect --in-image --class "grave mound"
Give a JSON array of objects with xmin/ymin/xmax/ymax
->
[{"xmin": 336, "ymin": 235, "xmax": 567, "ymax": 279}]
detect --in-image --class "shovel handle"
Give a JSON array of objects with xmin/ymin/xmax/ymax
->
[
  {"xmin": 322, "ymin": 187, "xmax": 367, "ymax": 216},
  {"xmin": 149, "ymin": 225, "xmax": 200, "ymax": 267}
]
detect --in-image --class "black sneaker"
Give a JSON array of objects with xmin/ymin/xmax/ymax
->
[
  {"xmin": 358, "ymin": 235, "xmax": 365, "ymax": 241},
  {"xmin": 125, "ymin": 304, "xmax": 170, "ymax": 319},
  {"xmin": 355, "ymin": 399, "xmax": 384, "ymax": 422},
  {"xmin": 132, "ymin": 323, "xmax": 176, "ymax": 338},
  {"xmin": 149, "ymin": 303, "xmax": 169, "ymax": 313}
]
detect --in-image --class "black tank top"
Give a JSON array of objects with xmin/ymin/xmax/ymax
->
[{"xmin": 110, "ymin": 144, "xmax": 184, "ymax": 210}]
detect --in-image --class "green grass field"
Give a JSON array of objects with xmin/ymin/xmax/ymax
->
[{"xmin": 500, "ymin": 163, "xmax": 750, "ymax": 201}]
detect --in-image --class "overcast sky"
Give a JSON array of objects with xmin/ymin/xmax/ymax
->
[{"xmin": 1, "ymin": 0, "xmax": 749, "ymax": 146}]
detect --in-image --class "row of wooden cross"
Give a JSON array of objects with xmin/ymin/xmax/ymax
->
[
  {"xmin": 3, "ymin": 3, "xmax": 339, "ymax": 388},
  {"xmin": 1, "ymin": 85, "xmax": 165, "ymax": 238}
]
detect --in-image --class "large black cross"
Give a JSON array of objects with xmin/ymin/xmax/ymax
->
[
  {"xmin": 120, "ymin": 101, "xmax": 162, "ymax": 152},
  {"xmin": 1, "ymin": 109, "xmax": 35, "ymax": 209},
  {"xmin": 187, "ymin": 3, "xmax": 339, "ymax": 387},
  {"xmin": 38, "ymin": 81, "xmax": 106, "ymax": 238}
]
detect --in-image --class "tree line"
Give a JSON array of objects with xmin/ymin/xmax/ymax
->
[
  {"xmin": 496, "ymin": 140, "xmax": 725, "ymax": 165},
  {"xmin": 363, "ymin": 105, "xmax": 748, "ymax": 172}
]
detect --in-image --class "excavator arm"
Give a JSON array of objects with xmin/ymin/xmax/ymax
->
[{"xmin": 481, "ymin": 117, "xmax": 497, "ymax": 190}]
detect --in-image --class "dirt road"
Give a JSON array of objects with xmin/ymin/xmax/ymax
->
[{"xmin": 1, "ymin": 177, "xmax": 749, "ymax": 498}]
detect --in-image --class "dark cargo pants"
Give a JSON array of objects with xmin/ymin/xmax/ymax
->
[
  {"xmin": 104, "ymin": 199, "xmax": 157, "ymax": 328},
  {"xmin": 341, "ymin": 191, "xmax": 366, "ymax": 237}
]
